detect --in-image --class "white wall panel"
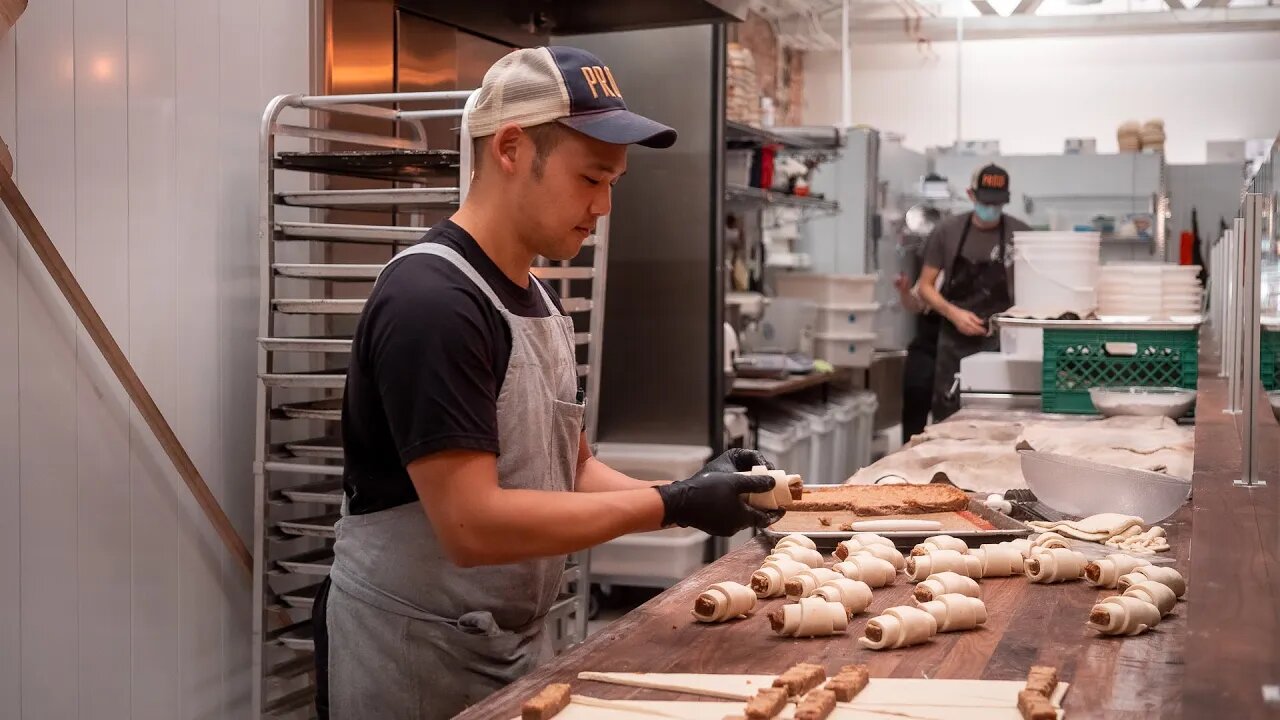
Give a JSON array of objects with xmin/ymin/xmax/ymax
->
[
  {"xmin": 0, "ymin": 1, "xmax": 311, "ymax": 717},
  {"xmin": 72, "ymin": 0, "xmax": 133, "ymax": 716},
  {"xmin": 0, "ymin": 25, "xmax": 21, "ymax": 720},
  {"xmin": 16, "ymin": 0, "xmax": 81, "ymax": 717}
]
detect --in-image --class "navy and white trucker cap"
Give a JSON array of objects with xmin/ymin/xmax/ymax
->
[{"xmin": 467, "ymin": 46, "xmax": 677, "ymax": 149}]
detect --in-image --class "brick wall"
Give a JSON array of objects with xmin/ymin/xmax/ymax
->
[{"xmin": 730, "ymin": 12, "xmax": 806, "ymax": 126}]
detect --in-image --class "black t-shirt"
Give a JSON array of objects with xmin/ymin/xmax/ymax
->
[{"xmin": 340, "ymin": 220, "xmax": 566, "ymax": 516}]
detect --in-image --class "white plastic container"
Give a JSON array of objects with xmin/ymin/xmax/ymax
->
[
  {"xmin": 812, "ymin": 331, "xmax": 877, "ymax": 367},
  {"xmin": 1012, "ymin": 232, "xmax": 1100, "ymax": 316},
  {"xmin": 787, "ymin": 403, "xmax": 838, "ymax": 485},
  {"xmin": 815, "ymin": 302, "xmax": 880, "ymax": 335},
  {"xmin": 774, "ymin": 273, "xmax": 877, "ymax": 306},
  {"xmin": 759, "ymin": 419, "xmax": 813, "ymax": 481},
  {"xmin": 590, "ymin": 443, "xmax": 712, "ymax": 585}
]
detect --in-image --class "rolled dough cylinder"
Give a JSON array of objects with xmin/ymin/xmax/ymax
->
[
  {"xmin": 858, "ymin": 605, "xmax": 937, "ymax": 650},
  {"xmin": 1084, "ymin": 553, "xmax": 1151, "ymax": 588},
  {"xmin": 813, "ymin": 577, "xmax": 873, "ymax": 614},
  {"xmin": 854, "ymin": 543, "xmax": 906, "ymax": 571},
  {"xmin": 832, "ymin": 555, "xmax": 897, "ymax": 588},
  {"xmin": 1117, "ymin": 565, "xmax": 1187, "ymax": 598},
  {"xmin": 917, "ymin": 593, "xmax": 988, "ymax": 632},
  {"xmin": 904, "ymin": 549, "xmax": 982, "ymax": 582},
  {"xmin": 1032, "ymin": 531, "xmax": 1071, "ymax": 549},
  {"xmin": 912, "ymin": 571, "xmax": 980, "ymax": 603},
  {"xmin": 1004, "ymin": 538, "xmax": 1033, "ymax": 558},
  {"xmin": 1088, "ymin": 595, "xmax": 1161, "ymax": 636},
  {"xmin": 1123, "ymin": 580, "xmax": 1177, "ymax": 616},
  {"xmin": 765, "ymin": 545, "xmax": 825, "ymax": 569},
  {"xmin": 1024, "ymin": 548, "xmax": 1087, "ymax": 583},
  {"xmin": 833, "ymin": 533, "xmax": 895, "ymax": 560},
  {"xmin": 785, "ymin": 567, "xmax": 842, "ymax": 600},
  {"xmin": 771, "ymin": 596, "xmax": 850, "ymax": 638},
  {"xmin": 691, "ymin": 581, "xmax": 757, "ymax": 623},
  {"xmin": 743, "ymin": 466, "xmax": 803, "ymax": 513},
  {"xmin": 752, "ymin": 556, "xmax": 809, "ymax": 598},
  {"xmin": 971, "ymin": 543, "xmax": 1024, "ymax": 577},
  {"xmin": 911, "ymin": 534, "xmax": 969, "ymax": 556},
  {"xmin": 774, "ymin": 533, "xmax": 817, "ymax": 552}
]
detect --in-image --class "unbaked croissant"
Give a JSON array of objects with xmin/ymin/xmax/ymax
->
[
  {"xmin": 1084, "ymin": 553, "xmax": 1151, "ymax": 588},
  {"xmin": 1122, "ymin": 580, "xmax": 1177, "ymax": 616},
  {"xmin": 752, "ymin": 556, "xmax": 809, "ymax": 598},
  {"xmin": 1024, "ymin": 548, "xmax": 1087, "ymax": 583},
  {"xmin": 858, "ymin": 605, "xmax": 937, "ymax": 650},
  {"xmin": 743, "ymin": 466, "xmax": 802, "ymax": 511},
  {"xmin": 912, "ymin": 571, "xmax": 980, "ymax": 603},
  {"xmin": 765, "ymin": 544, "xmax": 825, "ymax": 569},
  {"xmin": 970, "ymin": 543, "xmax": 1024, "ymax": 577},
  {"xmin": 917, "ymin": 593, "xmax": 987, "ymax": 632},
  {"xmin": 785, "ymin": 567, "xmax": 843, "ymax": 600},
  {"xmin": 911, "ymin": 534, "xmax": 969, "ymax": 556},
  {"xmin": 691, "ymin": 581, "xmax": 756, "ymax": 622},
  {"xmin": 813, "ymin": 577, "xmax": 873, "ymax": 614},
  {"xmin": 770, "ymin": 596, "xmax": 851, "ymax": 638},
  {"xmin": 1117, "ymin": 565, "xmax": 1186, "ymax": 598},
  {"xmin": 1032, "ymin": 531, "xmax": 1071, "ymax": 549},
  {"xmin": 833, "ymin": 533, "xmax": 894, "ymax": 561},
  {"xmin": 853, "ymin": 543, "xmax": 906, "ymax": 571},
  {"xmin": 774, "ymin": 533, "xmax": 817, "ymax": 552},
  {"xmin": 1087, "ymin": 595, "xmax": 1161, "ymax": 636},
  {"xmin": 904, "ymin": 549, "xmax": 982, "ymax": 582},
  {"xmin": 832, "ymin": 555, "xmax": 897, "ymax": 588}
]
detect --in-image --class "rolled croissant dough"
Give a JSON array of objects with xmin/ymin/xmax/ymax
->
[
  {"xmin": 832, "ymin": 556, "xmax": 897, "ymax": 588},
  {"xmin": 859, "ymin": 605, "xmax": 937, "ymax": 650},
  {"xmin": 692, "ymin": 581, "xmax": 756, "ymax": 623},
  {"xmin": 914, "ymin": 571, "xmax": 980, "ymax": 602},
  {"xmin": 906, "ymin": 549, "xmax": 982, "ymax": 582},
  {"xmin": 918, "ymin": 593, "xmax": 987, "ymax": 632}
]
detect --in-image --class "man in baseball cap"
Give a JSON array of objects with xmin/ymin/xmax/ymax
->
[
  {"xmin": 912, "ymin": 163, "xmax": 1029, "ymax": 422},
  {"xmin": 313, "ymin": 47, "xmax": 782, "ymax": 720}
]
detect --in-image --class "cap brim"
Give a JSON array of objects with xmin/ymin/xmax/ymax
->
[
  {"xmin": 558, "ymin": 109, "xmax": 677, "ymax": 149},
  {"xmin": 974, "ymin": 188, "xmax": 1011, "ymax": 205}
]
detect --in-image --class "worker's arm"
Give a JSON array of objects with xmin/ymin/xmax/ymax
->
[
  {"xmin": 409, "ymin": 449, "xmax": 780, "ymax": 567},
  {"xmin": 915, "ymin": 264, "xmax": 986, "ymax": 336}
]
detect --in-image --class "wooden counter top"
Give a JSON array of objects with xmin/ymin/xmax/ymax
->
[{"xmin": 458, "ymin": 512, "xmax": 1190, "ymax": 720}]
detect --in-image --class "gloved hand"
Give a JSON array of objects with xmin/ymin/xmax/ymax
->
[
  {"xmin": 700, "ymin": 448, "xmax": 777, "ymax": 475},
  {"xmin": 655, "ymin": 472, "xmax": 784, "ymax": 537}
]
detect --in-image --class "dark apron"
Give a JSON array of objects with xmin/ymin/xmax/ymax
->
[
  {"xmin": 931, "ymin": 215, "xmax": 1011, "ymax": 421},
  {"xmin": 902, "ymin": 310, "xmax": 940, "ymax": 443}
]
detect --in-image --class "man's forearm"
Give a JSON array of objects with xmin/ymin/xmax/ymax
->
[
  {"xmin": 575, "ymin": 456, "xmax": 671, "ymax": 493},
  {"xmin": 916, "ymin": 281, "xmax": 953, "ymax": 319},
  {"xmin": 440, "ymin": 486, "xmax": 666, "ymax": 566}
]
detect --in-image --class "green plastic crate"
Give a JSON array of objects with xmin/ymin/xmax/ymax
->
[
  {"xmin": 1263, "ymin": 328, "xmax": 1280, "ymax": 391},
  {"xmin": 1041, "ymin": 328, "xmax": 1199, "ymax": 414}
]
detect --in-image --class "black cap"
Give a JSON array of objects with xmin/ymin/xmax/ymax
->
[
  {"xmin": 971, "ymin": 164, "xmax": 1011, "ymax": 205},
  {"xmin": 547, "ymin": 47, "xmax": 678, "ymax": 149}
]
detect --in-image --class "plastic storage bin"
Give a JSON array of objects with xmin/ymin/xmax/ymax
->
[
  {"xmin": 815, "ymin": 302, "xmax": 880, "ymax": 335},
  {"xmin": 813, "ymin": 332, "xmax": 877, "ymax": 368},
  {"xmin": 786, "ymin": 403, "xmax": 838, "ymax": 485},
  {"xmin": 590, "ymin": 444, "xmax": 712, "ymax": 586},
  {"xmin": 758, "ymin": 417, "xmax": 813, "ymax": 481},
  {"xmin": 1040, "ymin": 328, "xmax": 1198, "ymax": 414},
  {"xmin": 775, "ymin": 273, "xmax": 878, "ymax": 306}
]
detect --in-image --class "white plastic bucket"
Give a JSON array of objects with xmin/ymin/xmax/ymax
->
[
  {"xmin": 1013, "ymin": 240, "xmax": 1098, "ymax": 316},
  {"xmin": 774, "ymin": 273, "xmax": 877, "ymax": 305}
]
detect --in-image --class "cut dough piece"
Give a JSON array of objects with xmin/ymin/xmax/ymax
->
[
  {"xmin": 813, "ymin": 577, "xmax": 873, "ymax": 614},
  {"xmin": 918, "ymin": 593, "xmax": 988, "ymax": 632},
  {"xmin": 1084, "ymin": 553, "xmax": 1151, "ymax": 588},
  {"xmin": 1025, "ymin": 666, "xmax": 1058, "ymax": 699},
  {"xmin": 971, "ymin": 544, "xmax": 1024, "ymax": 578},
  {"xmin": 769, "ymin": 597, "xmax": 851, "ymax": 638},
  {"xmin": 833, "ymin": 534, "xmax": 895, "ymax": 562},
  {"xmin": 742, "ymin": 466, "xmax": 802, "ymax": 512},
  {"xmin": 765, "ymin": 545, "xmax": 825, "ymax": 569},
  {"xmin": 1031, "ymin": 532, "xmax": 1071, "ymax": 550},
  {"xmin": 1004, "ymin": 539, "xmax": 1033, "ymax": 559},
  {"xmin": 773, "ymin": 533, "xmax": 817, "ymax": 552},
  {"xmin": 913, "ymin": 571, "xmax": 981, "ymax": 603},
  {"xmin": 772, "ymin": 663, "xmax": 826, "ymax": 696},
  {"xmin": 825, "ymin": 665, "xmax": 870, "ymax": 702},
  {"xmin": 794, "ymin": 689, "xmax": 836, "ymax": 720},
  {"xmin": 911, "ymin": 534, "xmax": 969, "ymax": 556},
  {"xmin": 841, "ymin": 543, "xmax": 905, "ymax": 571},
  {"xmin": 1116, "ymin": 564, "xmax": 1186, "ymax": 598},
  {"xmin": 692, "ymin": 581, "xmax": 756, "ymax": 623},
  {"xmin": 751, "ymin": 557, "xmax": 809, "ymax": 598},
  {"xmin": 785, "ymin": 567, "xmax": 842, "ymax": 600},
  {"xmin": 522, "ymin": 683, "xmax": 571, "ymax": 720},
  {"xmin": 1024, "ymin": 548, "xmax": 1087, "ymax": 583},
  {"xmin": 858, "ymin": 605, "xmax": 938, "ymax": 650},
  {"xmin": 1017, "ymin": 689, "xmax": 1057, "ymax": 720},
  {"xmin": 905, "ymin": 549, "xmax": 982, "ymax": 582},
  {"xmin": 1123, "ymin": 580, "xmax": 1177, "ymax": 616},
  {"xmin": 832, "ymin": 555, "xmax": 897, "ymax": 588},
  {"xmin": 1088, "ymin": 595, "xmax": 1161, "ymax": 636},
  {"xmin": 743, "ymin": 687, "xmax": 788, "ymax": 719}
]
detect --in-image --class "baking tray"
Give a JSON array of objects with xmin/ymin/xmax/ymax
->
[
  {"xmin": 278, "ymin": 479, "xmax": 343, "ymax": 505},
  {"xmin": 274, "ymin": 548, "xmax": 334, "ymax": 576},
  {"xmin": 275, "ymin": 186, "xmax": 459, "ymax": 211},
  {"xmin": 276, "ymin": 513, "xmax": 339, "ymax": 539},
  {"xmin": 275, "ymin": 149, "xmax": 458, "ymax": 183},
  {"xmin": 275, "ymin": 397, "xmax": 343, "ymax": 421},
  {"xmin": 283, "ymin": 436, "xmax": 344, "ymax": 460},
  {"xmin": 272, "ymin": 621, "xmax": 315, "ymax": 652},
  {"xmin": 259, "ymin": 335, "xmax": 353, "ymax": 354},
  {"xmin": 259, "ymin": 369, "xmax": 347, "ymax": 389},
  {"xmin": 275, "ymin": 220, "xmax": 429, "ymax": 245},
  {"xmin": 995, "ymin": 316, "xmax": 1201, "ymax": 332},
  {"xmin": 762, "ymin": 497, "xmax": 1032, "ymax": 551},
  {"xmin": 279, "ymin": 583, "xmax": 322, "ymax": 610},
  {"xmin": 272, "ymin": 298, "xmax": 366, "ymax": 315}
]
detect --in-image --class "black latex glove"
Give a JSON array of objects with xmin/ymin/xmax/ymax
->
[
  {"xmin": 655, "ymin": 472, "xmax": 784, "ymax": 537},
  {"xmin": 700, "ymin": 448, "xmax": 777, "ymax": 475}
]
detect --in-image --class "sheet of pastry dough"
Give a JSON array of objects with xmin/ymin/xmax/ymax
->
[
  {"xmin": 508, "ymin": 698, "xmax": 1064, "ymax": 720},
  {"xmin": 575, "ymin": 674, "xmax": 1069, "ymax": 709}
]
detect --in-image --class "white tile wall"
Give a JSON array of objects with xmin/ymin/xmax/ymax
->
[{"xmin": 0, "ymin": 2, "xmax": 311, "ymax": 717}]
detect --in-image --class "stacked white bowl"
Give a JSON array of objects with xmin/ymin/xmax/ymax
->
[{"xmin": 1097, "ymin": 263, "xmax": 1204, "ymax": 320}]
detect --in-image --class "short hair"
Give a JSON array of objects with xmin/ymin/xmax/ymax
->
[{"xmin": 470, "ymin": 122, "xmax": 567, "ymax": 180}]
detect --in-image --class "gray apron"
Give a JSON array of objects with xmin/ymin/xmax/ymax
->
[{"xmin": 326, "ymin": 243, "xmax": 583, "ymax": 720}]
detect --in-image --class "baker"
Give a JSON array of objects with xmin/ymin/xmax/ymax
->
[
  {"xmin": 311, "ymin": 46, "xmax": 784, "ymax": 720},
  {"xmin": 913, "ymin": 164, "xmax": 1030, "ymax": 422}
]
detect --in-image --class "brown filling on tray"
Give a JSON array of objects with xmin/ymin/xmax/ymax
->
[
  {"xmin": 744, "ymin": 687, "xmax": 788, "ymax": 719},
  {"xmin": 521, "ymin": 683, "xmax": 571, "ymax": 720},
  {"xmin": 828, "ymin": 665, "xmax": 870, "ymax": 701},
  {"xmin": 773, "ymin": 663, "xmax": 826, "ymax": 696},
  {"xmin": 1017, "ymin": 689, "xmax": 1058, "ymax": 720},
  {"xmin": 794, "ymin": 689, "xmax": 837, "ymax": 720},
  {"xmin": 1025, "ymin": 666, "xmax": 1059, "ymax": 698}
]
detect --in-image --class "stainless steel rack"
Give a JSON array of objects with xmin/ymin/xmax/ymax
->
[{"xmin": 252, "ymin": 90, "xmax": 605, "ymax": 718}]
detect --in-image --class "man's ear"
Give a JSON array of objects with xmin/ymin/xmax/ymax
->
[{"xmin": 493, "ymin": 123, "xmax": 526, "ymax": 175}]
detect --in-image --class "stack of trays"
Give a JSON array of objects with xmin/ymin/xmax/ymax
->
[{"xmin": 1097, "ymin": 263, "xmax": 1202, "ymax": 321}]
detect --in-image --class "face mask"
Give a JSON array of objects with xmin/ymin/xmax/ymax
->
[{"xmin": 973, "ymin": 203, "xmax": 1002, "ymax": 223}]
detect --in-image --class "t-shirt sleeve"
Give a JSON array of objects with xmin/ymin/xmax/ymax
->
[
  {"xmin": 922, "ymin": 223, "xmax": 950, "ymax": 271},
  {"xmin": 364, "ymin": 266, "xmax": 503, "ymax": 466}
]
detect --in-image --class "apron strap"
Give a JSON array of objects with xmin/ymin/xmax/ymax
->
[
  {"xmin": 380, "ymin": 242, "xmax": 557, "ymax": 317},
  {"xmin": 942, "ymin": 213, "xmax": 1006, "ymax": 298}
]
